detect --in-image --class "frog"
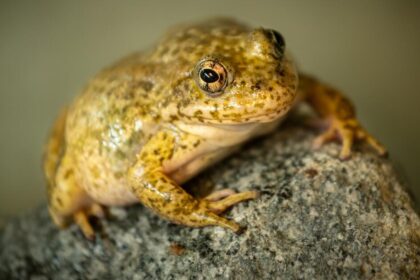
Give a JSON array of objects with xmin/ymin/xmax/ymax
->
[{"xmin": 43, "ymin": 18, "xmax": 386, "ymax": 239}]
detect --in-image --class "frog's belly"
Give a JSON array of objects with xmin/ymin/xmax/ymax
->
[
  {"xmin": 81, "ymin": 172, "xmax": 138, "ymax": 206},
  {"xmin": 75, "ymin": 150, "xmax": 138, "ymax": 206},
  {"xmin": 84, "ymin": 179, "xmax": 138, "ymax": 206}
]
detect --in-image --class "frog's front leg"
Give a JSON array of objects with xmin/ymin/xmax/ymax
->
[
  {"xmin": 127, "ymin": 130, "xmax": 257, "ymax": 233},
  {"xmin": 299, "ymin": 73, "xmax": 387, "ymax": 159}
]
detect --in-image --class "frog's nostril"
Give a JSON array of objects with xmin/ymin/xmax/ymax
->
[
  {"xmin": 271, "ymin": 30, "xmax": 285, "ymax": 52},
  {"xmin": 267, "ymin": 29, "xmax": 285, "ymax": 59}
]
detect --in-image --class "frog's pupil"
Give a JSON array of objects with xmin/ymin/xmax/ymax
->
[{"xmin": 200, "ymin": 69, "xmax": 219, "ymax": 83}]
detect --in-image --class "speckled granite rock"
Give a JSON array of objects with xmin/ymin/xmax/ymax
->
[{"xmin": 1, "ymin": 121, "xmax": 419, "ymax": 279}]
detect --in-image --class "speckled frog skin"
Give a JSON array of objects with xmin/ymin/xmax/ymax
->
[{"xmin": 44, "ymin": 18, "xmax": 386, "ymax": 239}]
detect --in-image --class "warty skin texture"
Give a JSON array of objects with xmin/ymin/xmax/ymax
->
[{"xmin": 43, "ymin": 18, "xmax": 386, "ymax": 239}]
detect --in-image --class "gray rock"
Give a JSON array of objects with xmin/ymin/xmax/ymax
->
[{"xmin": 1, "ymin": 120, "xmax": 419, "ymax": 279}]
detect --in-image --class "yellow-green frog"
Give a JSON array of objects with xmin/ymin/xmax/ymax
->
[{"xmin": 44, "ymin": 18, "xmax": 386, "ymax": 239}]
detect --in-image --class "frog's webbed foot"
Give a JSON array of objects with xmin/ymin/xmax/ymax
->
[
  {"xmin": 73, "ymin": 203, "xmax": 106, "ymax": 240},
  {"xmin": 313, "ymin": 118, "xmax": 387, "ymax": 160},
  {"xmin": 299, "ymin": 73, "xmax": 387, "ymax": 160},
  {"xmin": 203, "ymin": 189, "xmax": 259, "ymax": 214},
  {"xmin": 129, "ymin": 169, "xmax": 258, "ymax": 233}
]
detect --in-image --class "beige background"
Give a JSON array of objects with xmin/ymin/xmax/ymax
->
[{"xmin": 1, "ymin": 0, "xmax": 419, "ymax": 225}]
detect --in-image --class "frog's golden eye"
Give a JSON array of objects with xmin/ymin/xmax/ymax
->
[{"xmin": 195, "ymin": 59, "xmax": 228, "ymax": 96}]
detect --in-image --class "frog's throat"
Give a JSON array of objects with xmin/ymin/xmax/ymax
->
[{"xmin": 174, "ymin": 114, "xmax": 285, "ymax": 143}]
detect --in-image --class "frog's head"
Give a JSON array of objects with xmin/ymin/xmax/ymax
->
[{"xmin": 158, "ymin": 19, "xmax": 298, "ymax": 125}]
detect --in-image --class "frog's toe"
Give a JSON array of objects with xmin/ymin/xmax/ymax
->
[
  {"xmin": 337, "ymin": 121, "xmax": 387, "ymax": 159},
  {"xmin": 205, "ymin": 190, "xmax": 259, "ymax": 214},
  {"xmin": 48, "ymin": 207, "xmax": 71, "ymax": 229},
  {"xmin": 312, "ymin": 119, "xmax": 353, "ymax": 159},
  {"xmin": 87, "ymin": 203, "xmax": 106, "ymax": 218},
  {"xmin": 204, "ymin": 188, "xmax": 237, "ymax": 201},
  {"xmin": 337, "ymin": 127, "xmax": 354, "ymax": 160},
  {"xmin": 313, "ymin": 118, "xmax": 386, "ymax": 160},
  {"xmin": 210, "ymin": 215, "xmax": 242, "ymax": 233},
  {"xmin": 73, "ymin": 210, "xmax": 96, "ymax": 240},
  {"xmin": 356, "ymin": 127, "xmax": 388, "ymax": 157},
  {"xmin": 71, "ymin": 204, "xmax": 107, "ymax": 240},
  {"xmin": 313, "ymin": 125, "xmax": 337, "ymax": 149}
]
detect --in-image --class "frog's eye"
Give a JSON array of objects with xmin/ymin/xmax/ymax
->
[{"xmin": 195, "ymin": 59, "xmax": 228, "ymax": 96}]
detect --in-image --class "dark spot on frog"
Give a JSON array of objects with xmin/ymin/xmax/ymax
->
[
  {"xmin": 115, "ymin": 150, "xmax": 126, "ymax": 160},
  {"xmin": 114, "ymin": 172, "xmax": 124, "ymax": 179},
  {"xmin": 56, "ymin": 197, "xmax": 63, "ymax": 206},
  {"xmin": 169, "ymin": 115, "xmax": 179, "ymax": 121},
  {"xmin": 183, "ymin": 46, "xmax": 193, "ymax": 53},
  {"xmin": 210, "ymin": 111, "xmax": 219, "ymax": 119},
  {"xmin": 183, "ymin": 83, "xmax": 191, "ymax": 91},
  {"xmin": 137, "ymin": 81, "xmax": 154, "ymax": 92},
  {"xmin": 123, "ymin": 89, "xmax": 135, "ymax": 100},
  {"xmin": 255, "ymin": 102, "xmax": 264, "ymax": 109},
  {"xmin": 64, "ymin": 169, "xmax": 74, "ymax": 180},
  {"xmin": 276, "ymin": 66, "xmax": 285, "ymax": 77},
  {"xmin": 161, "ymin": 132, "xmax": 168, "ymax": 140},
  {"xmin": 325, "ymin": 88, "xmax": 336, "ymax": 98},
  {"xmin": 304, "ymin": 168, "xmax": 318, "ymax": 178},
  {"xmin": 193, "ymin": 140, "xmax": 201, "ymax": 147},
  {"xmin": 171, "ymin": 47, "xmax": 180, "ymax": 56},
  {"xmin": 251, "ymin": 80, "xmax": 263, "ymax": 91},
  {"xmin": 193, "ymin": 110, "xmax": 203, "ymax": 117}
]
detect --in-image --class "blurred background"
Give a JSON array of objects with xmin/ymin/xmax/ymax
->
[{"xmin": 1, "ymin": 0, "xmax": 419, "ymax": 226}]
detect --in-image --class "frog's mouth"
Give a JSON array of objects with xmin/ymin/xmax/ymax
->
[
  {"xmin": 178, "ymin": 99, "xmax": 295, "ymax": 126},
  {"xmin": 201, "ymin": 111, "xmax": 286, "ymax": 124}
]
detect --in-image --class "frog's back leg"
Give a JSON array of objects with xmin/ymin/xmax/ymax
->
[
  {"xmin": 43, "ymin": 108, "xmax": 67, "ymax": 190},
  {"xmin": 43, "ymin": 109, "xmax": 101, "ymax": 239}
]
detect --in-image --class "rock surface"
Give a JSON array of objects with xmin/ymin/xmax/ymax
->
[{"xmin": 1, "ymin": 120, "xmax": 420, "ymax": 279}]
